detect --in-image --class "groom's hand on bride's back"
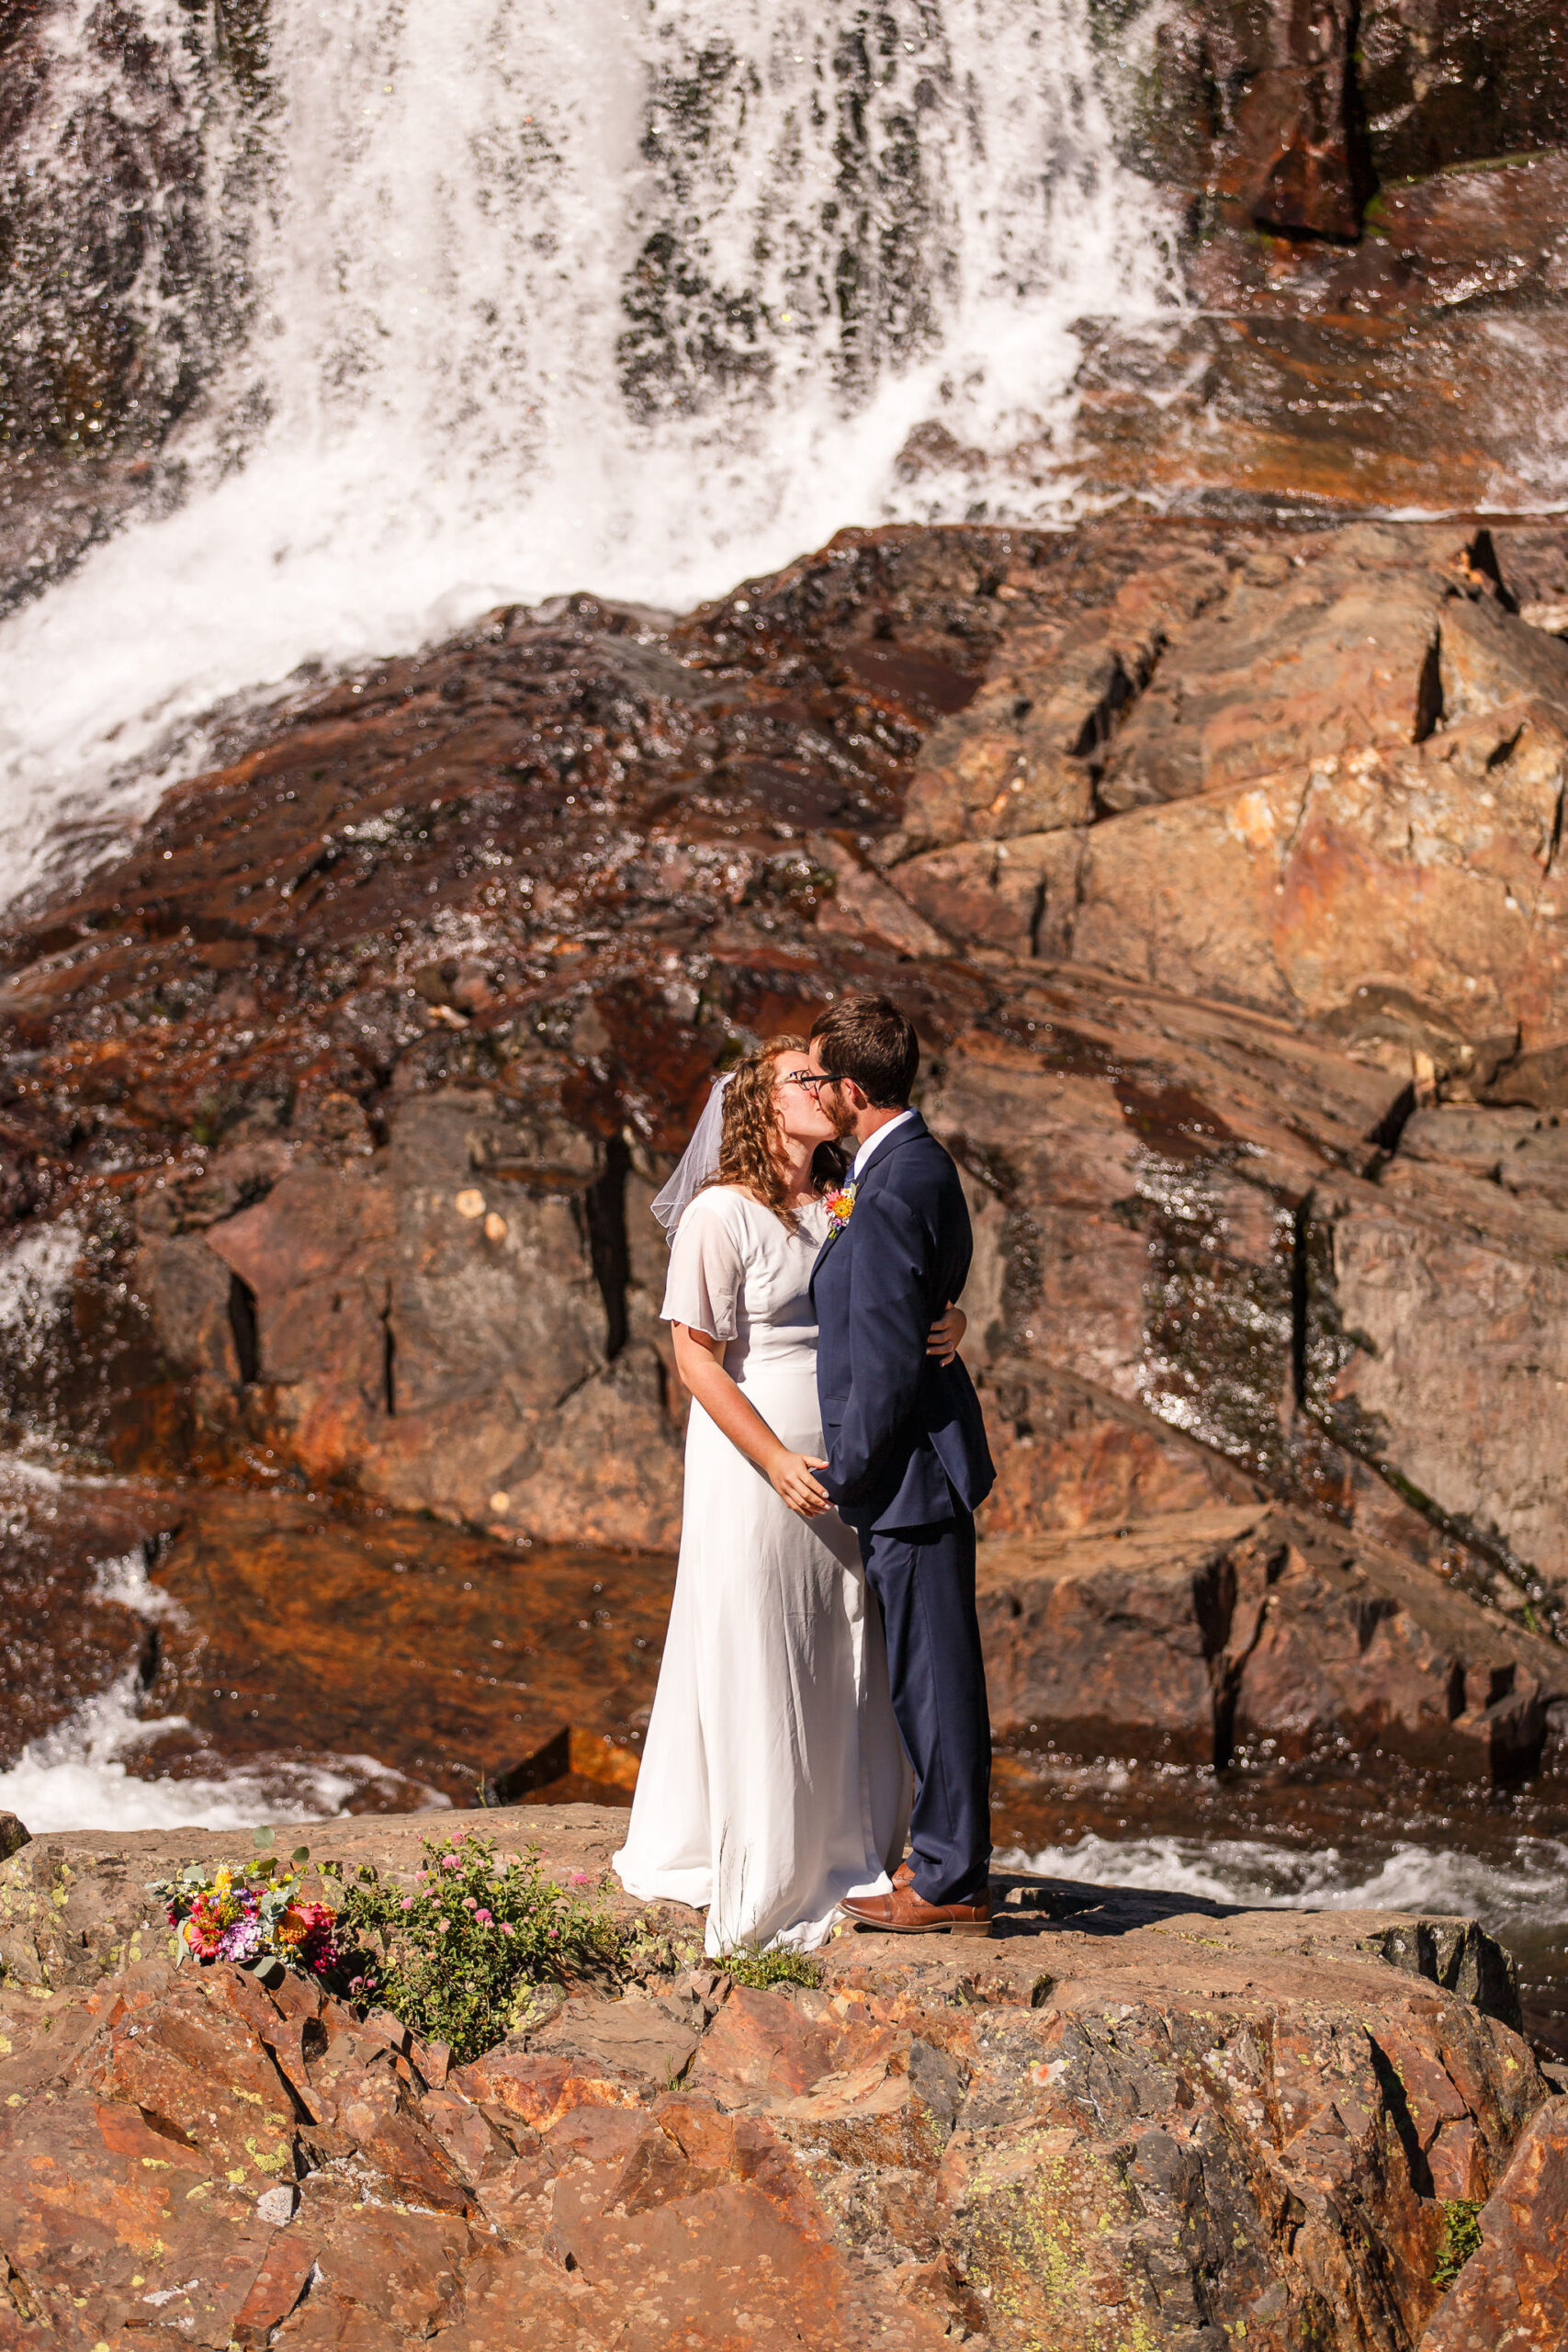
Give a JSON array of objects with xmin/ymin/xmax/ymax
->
[{"xmin": 927, "ymin": 1302, "xmax": 966, "ymax": 1364}]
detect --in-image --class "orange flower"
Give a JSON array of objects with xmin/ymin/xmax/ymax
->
[{"xmin": 824, "ymin": 1182, "xmax": 857, "ymax": 1233}]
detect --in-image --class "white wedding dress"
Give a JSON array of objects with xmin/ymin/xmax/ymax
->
[{"xmin": 613, "ymin": 1185, "xmax": 910, "ymax": 1952}]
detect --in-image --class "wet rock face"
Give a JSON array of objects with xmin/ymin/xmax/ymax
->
[
  {"xmin": 0, "ymin": 1804, "xmax": 1557, "ymax": 2352},
  {"xmin": 977, "ymin": 1503, "xmax": 1568, "ymax": 1784},
  {"xmin": 0, "ymin": 1458, "xmax": 171, "ymax": 1751},
  {"xmin": 0, "ymin": 1470, "xmax": 671, "ymax": 1812},
  {"xmin": 0, "ymin": 526, "xmax": 1001, "ymax": 1548},
  {"xmin": 6, "ymin": 516, "xmax": 1568, "ymax": 1644},
  {"xmin": 1115, "ymin": 0, "xmax": 1568, "ymax": 237}
]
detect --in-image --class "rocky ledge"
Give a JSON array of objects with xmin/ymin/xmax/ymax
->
[{"xmin": 0, "ymin": 1804, "xmax": 1563, "ymax": 2352}]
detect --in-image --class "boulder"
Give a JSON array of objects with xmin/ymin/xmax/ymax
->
[
  {"xmin": 139, "ymin": 1091, "xmax": 683, "ymax": 1549},
  {"xmin": 134, "ymin": 1487, "xmax": 668, "ymax": 1814},
  {"xmin": 976, "ymin": 1503, "xmax": 1568, "ymax": 1781},
  {"xmin": 1302, "ymin": 1169, "xmax": 1568, "ymax": 1589},
  {"xmin": 0, "ymin": 1803, "xmax": 1559, "ymax": 2352}
]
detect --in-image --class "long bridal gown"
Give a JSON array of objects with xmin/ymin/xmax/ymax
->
[{"xmin": 613, "ymin": 1185, "xmax": 910, "ymax": 1953}]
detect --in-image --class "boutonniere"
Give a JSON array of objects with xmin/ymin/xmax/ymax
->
[{"xmin": 824, "ymin": 1182, "xmax": 857, "ymax": 1236}]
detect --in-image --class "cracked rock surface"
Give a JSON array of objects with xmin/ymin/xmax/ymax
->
[{"xmin": 0, "ymin": 1803, "xmax": 1562, "ymax": 2352}]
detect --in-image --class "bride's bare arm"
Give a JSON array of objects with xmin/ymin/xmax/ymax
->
[{"xmin": 671, "ymin": 1323, "xmax": 831, "ymax": 1518}]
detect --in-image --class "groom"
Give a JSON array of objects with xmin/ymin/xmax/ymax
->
[{"xmin": 807, "ymin": 993, "xmax": 997, "ymax": 1936}]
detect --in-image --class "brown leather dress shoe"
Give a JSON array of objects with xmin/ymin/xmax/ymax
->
[
  {"xmin": 839, "ymin": 1883, "xmax": 992, "ymax": 1938},
  {"xmin": 892, "ymin": 1860, "xmax": 916, "ymax": 1890}
]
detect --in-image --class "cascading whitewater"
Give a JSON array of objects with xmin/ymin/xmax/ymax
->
[{"xmin": 0, "ymin": 0, "xmax": 1179, "ymax": 905}]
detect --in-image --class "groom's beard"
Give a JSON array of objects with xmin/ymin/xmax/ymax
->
[{"xmin": 822, "ymin": 1082, "xmax": 857, "ymax": 1142}]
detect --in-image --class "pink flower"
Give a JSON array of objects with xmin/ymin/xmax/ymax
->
[
  {"xmin": 400, "ymin": 1894, "xmax": 414, "ymax": 1910},
  {"xmin": 441, "ymin": 1854, "xmax": 460, "ymax": 1872},
  {"xmin": 547, "ymin": 1927, "xmax": 559, "ymax": 1939},
  {"xmin": 475, "ymin": 1908, "xmax": 492, "ymax": 1925},
  {"xmin": 501, "ymin": 1922, "xmax": 515, "ymax": 1938},
  {"xmin": 569, "ymin": 1871, "xmax": 589, "ymax": 1886},
  {"xmin": 462, "ymin": 1894, "xmax": 478, "ymax": 1910},
  {"xmin": 436, "ymin": 1917, "xmax": 450, "ymax": 1932}
]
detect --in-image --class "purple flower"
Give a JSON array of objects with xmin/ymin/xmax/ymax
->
[{"xmin": 217, "ymin": 1911, "xmax": 264, "ymax": 1962}]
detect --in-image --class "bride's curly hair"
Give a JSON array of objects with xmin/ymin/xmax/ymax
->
[{"xmin": 705, "ymin": 1035, "xmax": 846, "ymax": 1234}]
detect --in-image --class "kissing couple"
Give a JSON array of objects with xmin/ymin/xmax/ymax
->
[{"xmin": 614, "ymin": 993, "xmax": 996, "ymax": 1951}]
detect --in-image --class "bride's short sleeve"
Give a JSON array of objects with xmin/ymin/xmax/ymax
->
[{"xmin": 662, "ymin": 1192, "xmax": 746, "ymax": 1340}]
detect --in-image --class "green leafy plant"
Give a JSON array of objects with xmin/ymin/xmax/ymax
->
[
  {"xmin": 716, "ymin": 1946, "xmax": 823, "ymax": 1992},
  {"xmin": 326, "ymin": 1827, "xmax": 623, "ymax": 2064},
  {"xmin": 1432, "ymin": 2198, "xmax": 1484, "ymax": 2289}
]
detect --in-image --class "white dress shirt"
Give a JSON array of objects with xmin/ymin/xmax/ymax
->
[{"xmin": 852, "ymin": 1108, "xmax": 916, "ymax": 1181}]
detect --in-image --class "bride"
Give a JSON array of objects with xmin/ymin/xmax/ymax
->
[{"xmin": 613, "ymin": 1037, "xmax": 965, "ymax": 1953}]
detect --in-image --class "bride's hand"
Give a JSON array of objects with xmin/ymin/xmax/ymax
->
[
  {"xmin": 928, "ymin": 1302, "xmax": 966, "ymax": 1363},
  {"xmin": 770, "ymin": 1451, "xmax": 831, "ymax": 1517}
]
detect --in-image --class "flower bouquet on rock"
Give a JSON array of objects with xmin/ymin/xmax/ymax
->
[{"xmin": 150, "ymin": 1850, "xmax": 339, "ymax": 1987}]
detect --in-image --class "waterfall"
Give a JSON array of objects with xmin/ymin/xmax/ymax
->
[{"xmin": 0, "ymin": 0, "xmax": 1179, "ymax": 907}]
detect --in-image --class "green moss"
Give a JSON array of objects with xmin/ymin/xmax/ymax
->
[
  {"xmin": 716, "ymin": 1947, "xmax": 824, "ymax": 1992},
  {"xmin": 1433, "ymin": 2199, "xmax": 1484, "ymax": 2289}
]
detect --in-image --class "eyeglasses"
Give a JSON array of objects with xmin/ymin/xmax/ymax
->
[{"xmin": 780, "ymin": 1070, "xmax": 833, "ymax": 1094}]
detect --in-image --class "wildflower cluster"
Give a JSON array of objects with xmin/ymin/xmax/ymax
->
[
  {"xmin": 150, "ymin": 1852, "xmax": 337, "ymax": 1982},
  {"xmin": 326, "ymin": 1827, "xmax": 622, "ymax": 2064},
  {"xmin": 823, "ymin": 1182, "xmax": 857, "ymax": 1235}
]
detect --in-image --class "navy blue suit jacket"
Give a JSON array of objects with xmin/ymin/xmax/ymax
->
[{"xmin": 810, "ymin": 1111, "xmax": 995, "ymax": 1533}]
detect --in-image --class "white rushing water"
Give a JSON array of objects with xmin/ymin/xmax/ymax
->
[
  {"xmin": 0, "ymin": 0, "xmax": 1178, "ymax": 905},
  {"xmin": 0, "ymin": 1668, "xmax": 408, "ymax": 1834},
  {"xmin": 1001, "ymin": 1832, "xmax": 1568, "ymax": 1943},
  {"xmin": 0, "ymin": 1453, "xmax": 442, "ymax": 1830}
]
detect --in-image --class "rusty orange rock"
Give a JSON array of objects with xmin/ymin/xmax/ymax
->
[
  {"xmin": 0, "ymin": 1810, "xmax": 1562, "ymax": 2352},
  {"xmin": 1419, "ymin": 2096, "xmax": 1568, "ymax": 2351}
]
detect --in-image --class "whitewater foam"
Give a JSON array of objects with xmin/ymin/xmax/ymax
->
[
  {"xmin": 0, "ymin": 1455, "xmax": 441, "ymax": 1832},
  {"xmin": 999, "ymin": 1831, "xmax": 1568, "ymax": 1937},
  {"xmin": 0, "ymin": 1219, "xmax": 79, "ymax": 1369},
  {"xmin": 0, "ymin": 1670, "xmax": 400, "ymax": 1834},
  {"xmin": 0, "ymin": 0, "xmax": 1179, "ymax": 907}
]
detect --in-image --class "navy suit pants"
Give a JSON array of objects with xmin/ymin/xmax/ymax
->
[{"xmin": 860, "ymin": 1511, "xmax": 992, "ymax": 1906}]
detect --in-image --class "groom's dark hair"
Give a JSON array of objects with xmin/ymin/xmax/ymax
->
[{"xmin": 810, "ymin": 994, "xmax": 919, "ymax": 1107}]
